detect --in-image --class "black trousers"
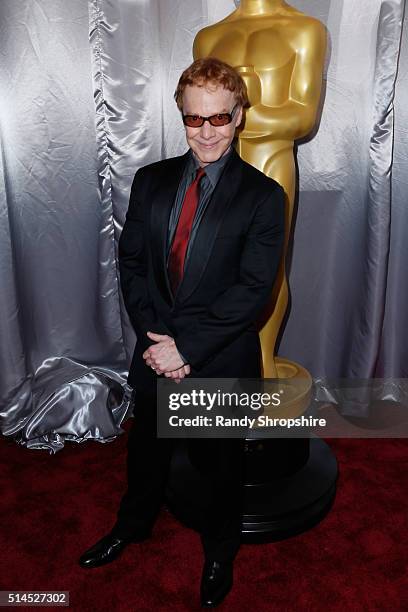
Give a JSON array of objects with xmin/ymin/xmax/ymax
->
[{"xmin": 113, "ymin": 390, "xmax": 245, "ymax": 563}]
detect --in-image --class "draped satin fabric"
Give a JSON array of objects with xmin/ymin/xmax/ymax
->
[{"xmin": 0, "ymin": 0, "xmax": 406, "ymax": 451}]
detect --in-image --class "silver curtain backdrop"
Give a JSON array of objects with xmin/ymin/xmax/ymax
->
[{"xmin": 0, "ymin": 0, "xmax": 406, "ymax": 451}]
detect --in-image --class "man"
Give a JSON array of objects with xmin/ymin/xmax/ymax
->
[{"xmin": 79, "ymin": 58, "xmax": 285, "ymax": 608}]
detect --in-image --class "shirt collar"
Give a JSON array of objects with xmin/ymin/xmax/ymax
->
[{"xmin": 188, "ymin": 146, "xmax": 233, "ymax": 188}]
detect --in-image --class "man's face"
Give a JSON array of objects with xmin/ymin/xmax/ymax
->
[{"xmin": 182, "ymin": 84, "xmax": 243, "ymax": 167}]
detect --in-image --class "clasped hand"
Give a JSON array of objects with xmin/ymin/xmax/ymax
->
[{"xmin": 143, "ymin": 331, "xmax": 190, "ymax": 384}]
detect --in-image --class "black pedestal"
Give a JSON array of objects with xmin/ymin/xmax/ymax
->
[{"xmin": 165, "ymin": 437, "xmax": 338, "ymax": 543}]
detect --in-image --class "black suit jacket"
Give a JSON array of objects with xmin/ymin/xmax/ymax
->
[{"xmin": 119, "ymin": 148, "xmax": 285, "ymax": 393}]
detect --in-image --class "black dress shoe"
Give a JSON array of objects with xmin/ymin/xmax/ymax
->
[
  {"xmin": 78, "ymin": 530, "xmax": 150, "ymax": 569},
  {"xmin": 200, "ymin": 560, "xmax": 233, "ymax": 608}
]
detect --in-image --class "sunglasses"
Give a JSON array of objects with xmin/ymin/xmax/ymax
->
[{"xmin": 182, "ymin": 104, "xmax": 239, "ymax": 128}]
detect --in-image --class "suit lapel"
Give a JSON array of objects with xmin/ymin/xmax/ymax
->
[
  {"xmin": 176, "ymin": 149, "xmax": 243, "ymax": 304},
  {"xmin": 150, "ymin": 152, "xmax": 189, "ymax": 306}
]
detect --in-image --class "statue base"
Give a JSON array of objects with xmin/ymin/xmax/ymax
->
[
  {"xmin": 165, "ymin": 359, "xmax": 338, "ymax": 542},
  {"xmin": 166, "ymin": 436, "xmax": 337, "ymax": 543},
  {"xmin": 260, "ymin": 356, "xmax": 313, "ymax": 419}
]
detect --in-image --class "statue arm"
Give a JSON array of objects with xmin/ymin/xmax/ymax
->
[
  {"xmin": 244, "ymin": 22, "xmax": 327, "ymax": 140},
  {"xmin": 193, "ymin": 28, "xmax": 214, "ymax": 59}
]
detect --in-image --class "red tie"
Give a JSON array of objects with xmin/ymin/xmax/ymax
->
[{"xmin": 168, "ymin": 167, "xmax": 206, "ymax": 294}]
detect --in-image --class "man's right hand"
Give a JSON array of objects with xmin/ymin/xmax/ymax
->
[{"xmin": 164, "ymin": 364, "xmax": 191, "ymax": 384}]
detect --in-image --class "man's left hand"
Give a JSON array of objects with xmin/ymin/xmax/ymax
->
[{"xmin": 143, "ymin": 331, "xmax": 185, "ymax": 374}]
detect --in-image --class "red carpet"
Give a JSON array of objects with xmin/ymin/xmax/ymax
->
[{"xmin": 0, "ymin": 424, "xmax": 407, "ymax": 611}]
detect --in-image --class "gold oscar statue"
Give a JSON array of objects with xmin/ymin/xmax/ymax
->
[{"xmin": 194, "ymin": 0, "xmax": 326, "ymax": 408}]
